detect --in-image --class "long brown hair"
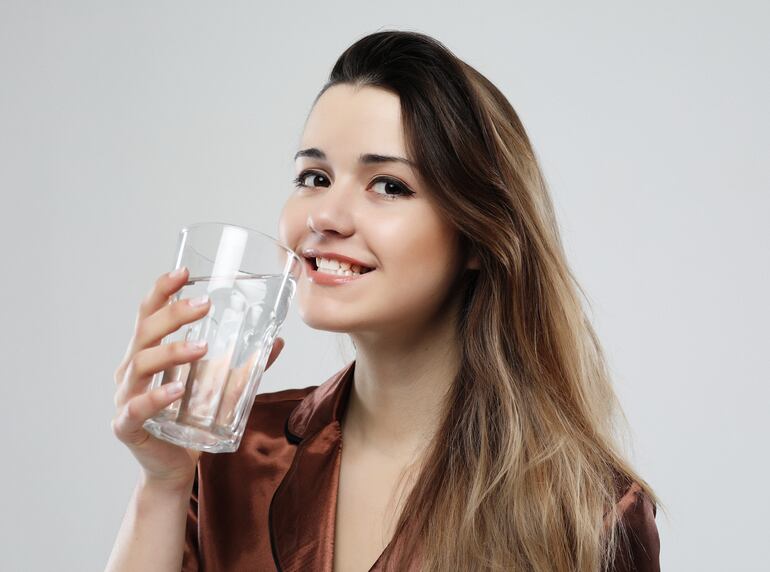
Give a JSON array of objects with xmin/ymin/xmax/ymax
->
[{"xmin": 316, "ymin": 30, "xmax": 660, "ymax": 571}]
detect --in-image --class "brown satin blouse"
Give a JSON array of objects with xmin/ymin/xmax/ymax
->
[{"xmin": 182, "ymin": 360, "xmax": 660, "ymax": 571}]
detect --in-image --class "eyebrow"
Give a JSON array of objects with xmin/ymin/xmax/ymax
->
[{"xmin": 294, "ymin": 147, "xmax": 417, "ymax": 168}]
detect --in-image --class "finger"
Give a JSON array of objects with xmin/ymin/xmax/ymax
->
[
  {"xmin": 119, "ymin": 267, "xmax": 199, "ymax": 367},
  {"xmin": 134, "ymin": 294, "xmax": 212, "ymax": 350},
  {"xmin": 115, "ymin": 339, "xmax": 208, "ymax": 405},
  {"xmin": 112, "ymin": 381, "xmax": 188, "ymax": 447},
  {"xmin": 137, "ymin": 267, "xmax": 191, "ymax": 322},
  {"xmin": 265, "ymin": 337, "xmax": 285, "ymax": 371}
]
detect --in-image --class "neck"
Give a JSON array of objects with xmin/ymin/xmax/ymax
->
[{"xmin": 342, "ymin": 311, "xmax": 461, "ymax": 461}]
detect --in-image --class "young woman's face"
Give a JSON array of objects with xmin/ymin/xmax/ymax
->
[{"xmin": 279, "ymin": 84, "xmax": 471, "ymax": 336}]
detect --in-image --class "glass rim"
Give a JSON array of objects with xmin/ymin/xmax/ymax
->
[{"xmin": 180, "ymin": 221, "xmax": 302, "ymax": 265}]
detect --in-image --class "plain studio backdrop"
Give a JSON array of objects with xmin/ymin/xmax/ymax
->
[{"xmin": 1, "ymin": 1, "xmax": 767, "ymax": 570}]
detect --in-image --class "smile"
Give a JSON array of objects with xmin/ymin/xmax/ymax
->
[{"xmin": 303, "ymin": 257, "xmax": 376, "ymax": 286}]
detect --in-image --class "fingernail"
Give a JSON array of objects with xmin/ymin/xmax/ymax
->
[
  {"xmin": 165, "ymin": 381, "xmax": 185, "ymax": 395},
  {"xmin": 186, "ymin": 340, "xmax": 207, "ymax": 350},
  {"xmin": 169, "ymin": 266, "xmax": 187, "ymax": 279},
  {"xmin": 188, "ymin": 295, "xmax": 209, "ymax": 307}
]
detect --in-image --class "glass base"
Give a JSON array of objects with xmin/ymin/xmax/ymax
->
[{"xmin": 143, "ymin": 415, "xmax": 241, "ymax": 453}]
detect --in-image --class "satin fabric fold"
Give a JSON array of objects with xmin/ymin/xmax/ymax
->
[{"xmin": 182, "ymin": 360, "xmax": 659, "ymax": 571}]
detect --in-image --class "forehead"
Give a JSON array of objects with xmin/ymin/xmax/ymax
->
[{"xmin": 301, "ymin": 84, "xmax": 407, "ymax": 159}]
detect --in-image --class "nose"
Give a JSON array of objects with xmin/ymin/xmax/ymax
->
[{"xmin": 306, "ymin": 178, "xmax": 355, "ymax": 237}]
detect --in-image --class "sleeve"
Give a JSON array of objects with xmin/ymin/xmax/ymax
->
[
  {"xmin": 609, "ymin": 482, "xmax": 661, "ymax": 572},
  {"xmin": 180, "ymin": 467, "xmax": 201, "ymax": 572}
]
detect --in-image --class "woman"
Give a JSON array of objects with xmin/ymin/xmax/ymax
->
[{"xmin": 108, "ymin": 31, "xmax": 660, "ymax": 571}]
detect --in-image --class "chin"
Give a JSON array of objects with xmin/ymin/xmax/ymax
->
[{"xmin": 297, "ymin": 306, "xmax": 359, "ymax": 333}]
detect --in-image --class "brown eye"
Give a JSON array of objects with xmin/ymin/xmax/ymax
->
[
  {"xmin": 370, "ymin": 177, "xmax": 415, "ymax": 200},
  {"xmin": 293, "ymin": 171, "xmax": 330, "ymax": 188}
]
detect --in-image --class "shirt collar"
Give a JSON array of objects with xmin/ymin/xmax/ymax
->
[
  {"xmin": 285, "ymin": 360, "xmax": 356, "ymax": 444},
  {"xmin": 270, "ymin": 358, "xmax": 420, "ymax": 571}
]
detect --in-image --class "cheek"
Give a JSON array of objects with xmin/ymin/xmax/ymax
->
[
  {"xmin": 386, "ymin": 205, "xmax": 456, "ymax": 264},
  {"xmin": 377, "ymin": 215, "xmax": 460, "ymax": 303}
]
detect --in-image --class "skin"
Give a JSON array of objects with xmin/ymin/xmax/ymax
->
[{"xmin": 278, "ymin": 84, "xmax": 479, "ymax": 570}]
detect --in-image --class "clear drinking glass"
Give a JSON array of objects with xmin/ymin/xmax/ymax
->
[{"xmin": 142, "ymin": 222, "xmax": 302, "ymax": 453}]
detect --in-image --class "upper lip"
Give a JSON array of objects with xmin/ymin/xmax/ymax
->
[{"xmin": 300, "ymin": 248, "xmax": 376, "ymax": 270}]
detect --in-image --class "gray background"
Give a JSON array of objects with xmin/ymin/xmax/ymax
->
[{"xmin": 1, "ymin": 1, "xmax": 767, "ymax": 570}]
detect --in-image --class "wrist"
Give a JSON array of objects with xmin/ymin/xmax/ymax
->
[{"xmin": 138, "ymin": 471, "xmax": 195, "ymax": 498}]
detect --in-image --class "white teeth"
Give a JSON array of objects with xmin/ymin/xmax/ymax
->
[
  {"xmin": 317, "ymin": 266, "xmax": 361, "ymax": 276},
  {"xmin": 315, "ymin": 256, "xmax": 372, "ymax": 275},
  {"xmin": 316, "ymin": 257, "xmax": 338, "ymax": 269}
]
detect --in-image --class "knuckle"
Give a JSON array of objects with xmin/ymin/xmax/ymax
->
[
  {"xmin": 130, "ymin": 431, "xmax": 151, "ymax": 448},
  {"xmin": 149, "ymin": 386, "xmax": 166, "ymax": 407},
  {"xmin": 171, "ymin": 299, "xmax": 188, "ymax": 319},
  {"xmin": 171, "ymin": 341, "xmax": 189, "ymax": 359},
  {"xmin": 123, "ymin": 399, "xmax": 138, "ymax": 421},
  {"xmin": 138, "ymin": 294, "xmax": 153, "ymax": 315},
  {"xmin": 125, "ymin": 355, "xmax": 141, "ymax": 379},
  {"xmin": 113, "ymin": 384, "xmax": 128, "ymax": 408},
  {"xmin": 134, "ymin": 319, "xmax": 147, "ymax": 340},
  {"xmin": 111, "ymin": 416, "xmax": 123, "ymax": 438}
]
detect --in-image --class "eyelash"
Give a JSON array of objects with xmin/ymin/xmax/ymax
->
[{"xmin": 292, "ymin": 170, "xmax": 415, "ymax": 201}]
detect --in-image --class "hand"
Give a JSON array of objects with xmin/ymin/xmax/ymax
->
[{"xmin": 111, "ymin": 267, "xmax": 285, "ymax": 491}]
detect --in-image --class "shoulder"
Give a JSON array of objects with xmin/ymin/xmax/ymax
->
[{"xmin": 610, "ymin": 481, "xmax": 661, "ymax": 572}]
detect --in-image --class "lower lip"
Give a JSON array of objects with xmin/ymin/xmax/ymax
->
[{"xmin": 304, "ymin": 259, "xmax": 375, "ymax": 286}]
